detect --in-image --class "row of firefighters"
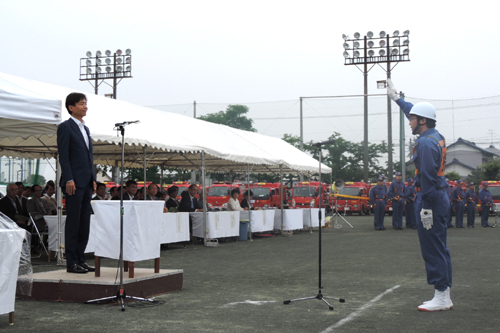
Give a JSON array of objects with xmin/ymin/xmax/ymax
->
[{"xmin": 101, "ymin": 179, "xmax": 500, "ymax": 215}]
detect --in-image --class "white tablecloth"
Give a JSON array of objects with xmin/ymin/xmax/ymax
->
[
  {"xmin": 91, "ymin": 201, "xmax": 163, "ymax": 262},
  {"xmin": 0, "ymin": 228, "xmax": 25, "ymax": 315},
  {"xmin": 45, "ymin": 215, "xmax": 97, "ymax": 253},
  {"xmin": 302, "ymin": 208, "xmax": 326, "ymax": 228},
  {"xmin": 191, "ymin": 211, "xmax": 240, "ymax": 239},
  {"xmin": 160, "ymin": 213, "xmax": 190, "ymax": 244},
  {"xmin": 274, "ymin": 209, "xmax": 304, "ymax": 231},
  {"xmin": 240, "ymin": 210, "xmax": 276, "ymax": 233}
]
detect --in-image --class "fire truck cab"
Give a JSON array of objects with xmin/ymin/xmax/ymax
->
[
  {"xmin": 206, "ymin": 181, "xmax": 247, "ymax": 211},
  {"xmin": 291, "ymin": 181, "xmax": 328, "ymax": 209},
  {"xmin": 333, "ymin": 181, "xmax": 370, "ymax": 215},
  {"xmin": 250, "ymin": 182, "xmax": 286, "ymax": 209}
]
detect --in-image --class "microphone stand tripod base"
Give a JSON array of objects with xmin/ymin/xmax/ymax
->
[{"xmin": 284, "ymin": 290, "xmax": 345, "ymax": 311}]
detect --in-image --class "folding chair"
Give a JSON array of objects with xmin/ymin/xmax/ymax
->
[{"xmin": 28, "ymin": 213, "xmax": 49, "ymax": 258}]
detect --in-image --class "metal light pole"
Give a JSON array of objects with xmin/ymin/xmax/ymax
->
[
  {"xmin": 343, "ymin": 30, "xmax": 410, "ymax": 182},
  {"xmin": 80, "ymin": 49, "xmax": 133, "ymax": 99}
]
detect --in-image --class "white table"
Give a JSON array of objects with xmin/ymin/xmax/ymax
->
[
  {"xmin": 302, "ymin": 208, "xmax": 326, "ymax": 228},
  {"xmin": 240, "ymin": 210, "xmax": 276, "ymax": 233},
  {"xmin": 45, "ymin": 215, "xmax": 97, "ymax": 253},
  {"xmin": 274, "ymin": 209, "xmax": 304, "ymax": 231},
  {"xmin": 191, "ymin": 211, "xmax": 240, "ymax": 239},
  {"xmin": 160, "ymin": 212, "xmax": 190, "ymax": 244},
  {"xmin": 0, "ymin": 228, "xmax": 25, "ymax": 319}
]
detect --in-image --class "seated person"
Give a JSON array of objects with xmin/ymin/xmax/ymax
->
[
  {"xmin": 227, "ymin": 189, "xmax": 244, "ymax": 211},
  {"xmin": 15, "ymin": 181, "xmax": 25, "ymax": 213},
  {"xmin": 178, "ymin": 185, "xmax": 203, "ymax": 212},
  {"xmin": 92, "ymin": 182, "xmax": 107, "ymax": 200},
  {"xmin": 26, "ymin": 184, "xmax": 47, "ymax": 231},
  {"xmin": 111, "ymin": 180, "xmax": 137, "ymax": 200},
  {"xmin": 240, "ymin": 190, "xmax": 254, "ymax": 210},
  {"xmin": 21, "ymin": 186, "xmax": 32, "ymax": 217},
  {"xmin": 146, "ymin": 183, "xmax": 158, "ymax": 200},
  {"xmin": 165, "ymin": 186, "xmax": 179, "ymax": 212},
  {"xmin": 109, "ymin": 186, "xmax": 118, "ymax": 200},
  {"xmin": 41, "ymin": 181, "xmax": 57, "ymax": 215},
  {"xmin": 0, "ymin": 183, "xmax": 29, "ymax": 230},
  {"xmin": 136, "ymin": 187, "xmax": 144, "ymax": 200}
]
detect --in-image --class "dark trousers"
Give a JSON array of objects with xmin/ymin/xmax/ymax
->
[
  {"xmin": 373, "ymin": 202, "xmax": 386, "ymax": 229},
  {"xmin": 406, "ymin": 202, "xmax": 415, "ymax": 228},
  {"xmin": 392, "ymin": 200, "xmax": 404, "ymax": 229},
  {"xmin": 64, "ymin": 183, "xmax": 93, "ymax": 267},
  {"xmin": 481, "ymin": 205, "xmax": 491, "ymax": 227},
  {"xmin": 466, "ymin": 203, "xmax": 476, "ymax": 227},
  {"xmin": 415, "ymin": 189, "xmax": 452, "ymax": 291},
  {"xmin": 447, "ymin": 201, "xmax": 454, "ymax": 227},
  {"xmin": 454, "ymin": 201, "xmax": 465, "ymax": 227}
]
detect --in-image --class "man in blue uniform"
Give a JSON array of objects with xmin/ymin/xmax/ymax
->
[
  {"xmin": 465, "ymin": 182, "xmax": 477, "ymax": 228},
  {"xmin": 479, "ymin": 182, "xmax": 493, "ymax": 227},
  {"xmin": 405, "ymin": 178, "xmax": 416, "ymax": 229},
  {"xmin": 452, "ymin": 180, "xmax": 465, "ymax": 228},
  {"xmin": 388, "ymin": 79, "xmax": 453, "ymax": 312},
  {"xmin": 446, "ymin": 179, "xmax": 454, "ymax": 228},
  {"xmin": 370, "ymin": 175, "xmax": 387, "ymax": 230},
  {"xmin": 388, "ymin": 172, "xmax": 406, "ymax": 230}
]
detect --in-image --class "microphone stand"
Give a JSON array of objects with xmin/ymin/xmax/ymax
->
[
  {"xmin": 284, "ymin": 140, "xmax": 345, "ymax": 310},
  {"xmin": 86, "ymin": 122, "xmax": 153, "ymax": 311}
]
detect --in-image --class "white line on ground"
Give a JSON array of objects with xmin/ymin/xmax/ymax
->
[
  {"xmin": 320, "ymin": 285, "xmax": 401, "ymax": 333},
  {"xmin": 221, "ymin": 300, "xmax": 278, "ymax": 308}
]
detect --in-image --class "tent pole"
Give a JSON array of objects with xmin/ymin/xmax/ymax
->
[
  {"xmin": 143, "ymin": 145, "xmax": 147, "ymax": 200},
  {"xmin": 56, "ymin": 154, "xmax": 64, "ymax": 265},
  {"xmin": 280, "ymin": 164, "xmax": 284, "ymax": 235},
  {"xmin": 247, "ymin": 164, "xmax": 252, "ymax": 241},
  {"xmin": 202, "ymin": 151, "xmax": 207, "ymax": 246}
]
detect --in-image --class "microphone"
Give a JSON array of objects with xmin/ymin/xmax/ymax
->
[
  {"xmin": 312, "ymin": 139, "xmax": 336, "ymax": 147},
  {"xmin": 114, "ymin": 120, "xmax": 140, "ymax": 127}
]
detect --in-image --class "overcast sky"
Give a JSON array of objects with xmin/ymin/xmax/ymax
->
[{"xmin": 1, "ymin": 1, "xmax": 500, "ymax": 157}]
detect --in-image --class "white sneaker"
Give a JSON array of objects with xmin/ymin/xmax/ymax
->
[{"xmin": 418, "ymin": 287, "xmax": 453, "ymax": 312}]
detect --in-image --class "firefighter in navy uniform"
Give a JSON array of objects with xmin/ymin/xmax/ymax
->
[
  {"xmin": 388, "ymin": 79, "xmax": 453, "ymax": 312},
  {"xmin": 405, "ymin": 178, "xmax": 416, "ymax": 229},
  {"xmin": 465, "ymin": 182, "xmax": 477, "ymax": 228},
  {"xmin": 370, "ymin": 175, "xmax": 387, "ymax": 230},
  {"xmin": 479, "ymin": 182, "xmax": 493, "ymax": 227},
  {"xmin": 452, "ymin": 180, "xmax": 466, "ymax": 228},
  {"xmin": 388, "ymin": 172, "xmax": 406, "ymax": 230}
]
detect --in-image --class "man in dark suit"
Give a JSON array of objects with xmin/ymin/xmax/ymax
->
[
  {"xmin": 57, "ymin": 93, "xmax": 96, "ymax": 274},
  {"xmin": 111, "ymin": 180, "xmax": 138, "ymax": 200},
  {"xmin": 178, "ymin": 184, "xmax": 202, "ymax": 212},
  {"xmin": 0, "ymin": 183, "xmax": 29, "ymax": 230}
]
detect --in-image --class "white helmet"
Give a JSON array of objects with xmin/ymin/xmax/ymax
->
[{"xmin": 409, "ymin": 102, "xmax": 436, "ymax": 121}]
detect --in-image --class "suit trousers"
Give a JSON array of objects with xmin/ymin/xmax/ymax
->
[
  {"xmin": 64, "ymin": 183, "xmax": 93, "ymax": 266},
  {"xmin": 466, "ymin": 203, "xmax": 476, "ymax": 227}
]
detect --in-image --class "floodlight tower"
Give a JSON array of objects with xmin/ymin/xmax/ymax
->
[
  {"xmin": 80, "ymin": 49, "xmax": 133, "ymax": 99},
  {"xmin": 342, "ymin": 30, "xmax": 410, "ymax": 182}
]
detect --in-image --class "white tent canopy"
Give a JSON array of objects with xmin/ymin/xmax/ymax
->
[{"xmin": 0, "ymin": 72, "xmax": 330, "ymax": 174}]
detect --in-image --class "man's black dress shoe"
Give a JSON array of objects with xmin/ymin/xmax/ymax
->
[
  {"xmin": 79, "ymin": 262, "xmax": 95, "ymax": 272},
  {"xmin": 67, "ymin": 264, "xmax": 88, "ymax": 274}
]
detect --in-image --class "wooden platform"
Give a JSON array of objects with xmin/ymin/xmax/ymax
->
[{"xmin": 17, "ymin": 267, "xmax": 183, "ymax": 303}]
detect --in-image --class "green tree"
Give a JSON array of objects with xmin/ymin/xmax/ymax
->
[
  {"xmin": 198, "ymin": 104, "xmax": 256, "ymax": 132},
  {"xmin": 126, "ymin": 166, "xmax": 162, "ymax": 183},
  {"xmin": 482, "ymin": 158, "xmax": 500, "ymax": 180},
  {"xmin": 23, "ymin": 174, "xmax": 47, "ymax": 186},
  {"xmin": 444, "ymin": 171, "xmax": 461, "ymax": 181}
]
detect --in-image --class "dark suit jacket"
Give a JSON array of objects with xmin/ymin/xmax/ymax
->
[
  {"xmin": 57, "ymin": 118, "xmax": 96, "ymax": 188},
  {"xmin": 111, "ymin": 193, "xmax": 137, "ymax": 200},
  {"xmin": 179, "ymin": 196, "xmax": 198, "ymax": 212},
  {"xmin": 0, "ymin": 196, "xmax": 22, "ymax": 221}
]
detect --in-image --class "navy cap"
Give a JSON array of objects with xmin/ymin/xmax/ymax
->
[
  {"xmin": 469, "ymin": 182, "xmax": 474, "ymax": 186},
  {"xmin": 395, "ymin": 172, "xmax": 402, "ymax": 176},
  {"xmin": 407, "ymin": 178, "xmax": 413, "ymax": 182},
  {"xmin": 377, "ymin": 175, "xmax": 384, "ymax": 181},
  {"xmin": 457, "ymin": 179, "xmax": 462, "ymax": 184},
  {"xmin": 483, "ymin": 181, "xmax": 489, "ymax": 186}
]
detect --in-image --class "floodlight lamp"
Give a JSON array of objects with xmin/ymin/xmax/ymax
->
[
  {"xmin": 105, "ymin": 50, "xmax": 111, "ymax": 56},
  {"xmin": 86, "ymin": 68, "xmax": 92, "ymax": 74},
  {"xmin": 393, "ymin": 30, "xmax": 400, "ymax": 37},
  {"xmin": 403, "ymin": 30, "xmax": 410, "ymax": 36},
  {"xmin": 403, "ymin": 48, "xmax": 409, "ymax": 55},
  {"xmin": 379, "ymin": 31, "xmax": 386, "ymax": 38},
  {"xmin": 343, "ymin": 51, "xmax": 350, "ymax": 58},
  {"xmin": 117, "ymin": 65, "xmax": 123, "ymax": 72},
  {"xmin": 391, "ymin": 48, "xmax": 399, "ymax": 55},
  {"xmin": 116, "ymin": 58, "xmax": 122, "ymax": 64},
  {"xmin": 354, "ymin": 32, "xmax": 360, "ymax": 39},
  {"xmin": 379, "ymin": 49, "xmax": 386, "ymax": 56},
  {"xmin": 353, "ymin": 41, "xmax": 360, "ymax": 49},
  {"xmin": 353, "ymin": 51, "xmax": 360, "ymax": 58},
  {"xmin": 96, "ymin": 58, "xmax": 102, "ymax": 65},
  {"xmin": 368, "ymin": 50, "xmax": 375, "ymax": 57},
  {"xmin": 403, "ymin": 39, "xmax": 409, "ymax": 46},
  {"xmin": 343, "ymin": 43, "xmax": 349, "ymax": 49},
  {"xmin": 96, "ymin": 50, "xmax": 102, "ymax": 57},
  {"xmin": 125, "ymin": 65, "xmax": 131, "ymax": 71},
  {"xmin": 125, "ymin": 57, "xmax": 131, "ymax": 64},
  {"xmin": 96, "ymin": 66, "xmax": 102, "ymax": 73},
  {"xmin": 86, "ymin": 51, "xmax": 92, "ymax": 57},
  {"xmin": 368, "ymin": 41, "xmax": 374, "ymax": 48},
  {"xmin": 116, "ymin": 49, "xmax": 122, "ymax": 56},
  {"xmin": 105, "ymin": 66, "xmax": 111, "ymax": 73},
  {"xmin": 367, "ymin": 31, "xmax": 373, "ymax": 38},
  {"xmin": 105, "ymin": 58, "xmax": 111, "ymax": 65},
  {"xmin": 86, "ymin": 59, "xmax": 92, "ymax": 66},
  {"xmin": 393, "ymin": 39, "xmax": 400, "ymax": 46},
  {"xmin": 379, "ymin": 40, "xmax": 386, "ymax": 47},
  {"xmin": 125, "ymin": 49, "xmax": 131, "ymax": 55},
  {"xmin": 342, "ymin": 34, "xmax": 348, "ymax": 40}
]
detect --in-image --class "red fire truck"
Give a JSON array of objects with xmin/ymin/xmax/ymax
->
[
  {"xmin": 291, "ymin": 181, "xmax": 329, "ymax": 209},
  {"xmin": 477, "ymin": 180, "xmax": 500, "ymax": 215},
  {"xmin": 250, "ymin": 182, "xmax": 287, "ymax": 209},
  {"xmin": 206, "ymin": 181, "xmax": 247, "ymax": 211},
  {"xmin": 333, "ymin": 181, "xmax": 370, "ymax": 215}
]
